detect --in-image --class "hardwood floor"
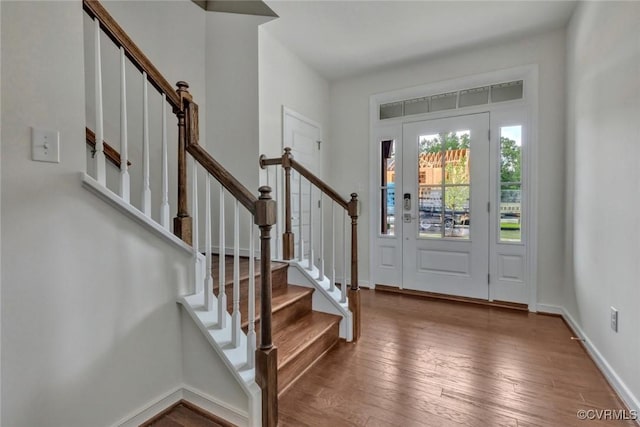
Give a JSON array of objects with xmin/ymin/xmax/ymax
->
[
  {"xmin": 143, "ymin": 401, "xmax": 234, "ymax": 427},
  {"xmin": 279, "ymin": 289, "xmax": 636, "ymax": 427}
]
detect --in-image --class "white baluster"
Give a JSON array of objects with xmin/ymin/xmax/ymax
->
[
  {"xmin": 119, "ymin": 47, "xmax": 130, "ymax": 202},
  {"xmin": 298, "ymin": 173, "xmax": 304, "ymax": 262},
  {"xmin": 218, "ymin": 186, "xmax": 227, "ymax": 328},
  {"xmin": 307, "ymin": 181, "xmax": 314, "ymax": 271},
  {"xmin": 204, "ymin": 174, "xmax": 213, "ymax": 311},
  {"xmin": 330, "ymin": 202, "xmax": 336, "ymax": 292},
  {"xmin": 160, "ymin": 94, "xmax": 170, "ymax": 229},
  {"xmin": 142, "ymin": 72, "xmax": 151, "ymax": 216},
  {"xmin": 192, "ymin": 159, "xmax": 200, "ymax": 295},
  {"xmin": 232, "ymin": 200, "xmax": 241, "ymax": 347},
  {"xmin": 317, "ymin": 194, "xmax": 325, "ymax": 280},
  {"xmin": 93, "ymin": 18, "xmax": 106, "ymax": 185},
  {"xmin": 274, "ymin": 168, "xmax": 281, "ymax": 259},
  {"xmin": 247, "ymin": 220, "xmax": 256, "ymax": 369},
  {"xmin": 341, "ymin": 210, "xmax": 347, "ymax": 304}
]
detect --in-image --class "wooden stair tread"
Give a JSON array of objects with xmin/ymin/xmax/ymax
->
[
  {"xmin": 272, "ymin": 285, "xmax": 313, "ymax": 312},
  {"xmin": 201, "ymin": 254, "xmax": 341, "ymax": 397},
  {"xmin": 239, "ymin": 285, "xmax": 313, "ymax": 328},
  {"xmin": 274, "ymin": 311, "xmax": 341, "ymax": 368},
  {"xmin": 210, "ymin": 254, "xmax": 287, "ymax": 288}
]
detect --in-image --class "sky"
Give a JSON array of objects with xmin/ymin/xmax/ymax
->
[{"xmin": 501, "ymin": 125, "xmax": 522, "ymax": 146}]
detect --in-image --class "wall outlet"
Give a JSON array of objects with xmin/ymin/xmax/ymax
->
[{"xmin": 610, "ymin": 307, "xmax": 618, "ymax": 332}]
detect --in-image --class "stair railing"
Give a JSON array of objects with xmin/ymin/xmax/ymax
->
[
  {"xmin": 181, "ymin": 90, "xmax": 278, "ymax": 426},
  {"xmin": 84, "ymin": 1, "xmax": 278, "ymax": 425},
  {"xmin": 260, "ymin": 148, "xmax": 361, "ymax": 342},
  {"xmin": 83, "ymin": 0, "xmax": 191, "ymax": 236}
]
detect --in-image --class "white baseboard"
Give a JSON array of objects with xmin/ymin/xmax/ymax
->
[
  {"xmin": 536, "ymin": 303, "xmax": 564, "ymax": 316},
  {"xmin": 560, "ymin": 308, "xmax": 640, "ymax": 419},
  {"xmin": 358, "ymin": 280, "xmax": 372, "ymax": 289},
  {"xmin": 113, "ymin": 387, "xmax": 183, "ymax": 427},
  {"xmin": 182, "ymin": 386, "xmax": 249, "ymax": 426},
  {"xmin": 538, "ymin": 303, "xmax": 639, "ymax": 421},
  {"xmin": 112, "ymin": 385, "xmax": 249, "ymax": 427}
]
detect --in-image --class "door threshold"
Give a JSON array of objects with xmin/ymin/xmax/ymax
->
[{"xmin": 375, "ymin": 284, "xmax": 528, "ymax": 311}]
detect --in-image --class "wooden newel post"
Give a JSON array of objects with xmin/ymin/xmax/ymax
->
[
  {"xmin": 173, "ymin": 81, "xmax": 192, "ymax": 245},
  {"xmin": 255, "ymin": 186, "xmax": 278, "ymax": 427},
  {"xmin": 348, "ymin": 192, "xmax": 361, "ymax": 342},
  {"xmin": 282, "ymin": 147, "xmax": 295, "ymax": 260}
]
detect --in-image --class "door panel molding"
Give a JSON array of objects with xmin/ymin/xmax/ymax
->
[{"xmin": 402, "ymin": 113, "xmax": 490, "ymax": 299}]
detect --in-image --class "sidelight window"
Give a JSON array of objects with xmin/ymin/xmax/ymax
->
[
  {"xmin": 380, "ymin": 140, "xmax": 396, "ymax": 236},
  {"xmin": 499, "ymin": 125, "xmax": 522, "ymax": 242}
]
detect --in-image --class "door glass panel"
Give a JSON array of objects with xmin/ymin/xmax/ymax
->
[
  {"xmin": 419, "ymin": 132, "xmax": 442, "ymax": 187},
  {"xmin": 419, "ymin": 187, "xmax": 443, "ymax": 238},
  {"xmin": 418, "ymin": 131, "xmax": 471, "ymax": 240},
  {"xmin": 380, "ymin": 140, "xmax": 395, "ymax": 235},
  {"xmin": 499, "ymin": 126, "xmax": 522, "ymax": 242},
  {"xmin": 444, "ymin": 131, "xmax": 470, "ymax": 185},
  {"xmin": 445, "ymin": 185, "xmax": 470, "ymax": 239}
]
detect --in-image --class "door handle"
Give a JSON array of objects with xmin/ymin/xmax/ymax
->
[{"xmin": 403, "ymin": 213, "xmax": 416, "ymax": 223}]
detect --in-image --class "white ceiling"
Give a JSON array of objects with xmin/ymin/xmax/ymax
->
[{"xmin": 262, "ymin": 1, "xmax": 577, "ymax": 81}]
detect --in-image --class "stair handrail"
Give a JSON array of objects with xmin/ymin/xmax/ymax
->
[
  {"xmin": 260, "ymin": 148, "xmax": 361, "ymax": 342},
  {"xmin": 180, "ymin": 86, "xmax": 279, "ymax": 427},
  {"xmin": 85, "ymin": 1, "xmax": 279, "ymax": 424},
  {"xmin": 85, "ymin": 127, "xmax": 130, "ymax": 168},
  {"xmin": 84, "ymin": 0, "xmax": 191, "ymax": 237},
  {"xmin": 83, "ymin": 0, "xmax": 181, "ymax": 110}
]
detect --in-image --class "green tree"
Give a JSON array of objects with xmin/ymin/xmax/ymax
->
[
  {"xmin": 500, "ymin": 136, "xmax": 521, "ymax": 187},
  {"xmin": 420, "ymin": 132, "xmax": 469, "ymax": 154}
]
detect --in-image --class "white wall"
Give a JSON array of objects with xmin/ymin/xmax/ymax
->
[
  {"xmin": 258, "ymin": 28, "xmax": 331, "ymax": 176},
  {"xmin": 0, "ymin": 1, "xmax": 251, "ymax": 426},
  {"xmin": 565, "ymin": 1, "xmax": 640, "ymax": 411},
  {"xmin": 206, "ymin": 12, "xmax": 268, "ymax": 192},
  {"xmin": 329, "ymin": 29, "xmax": 566, "ymax": 303},
  {"xmin": 200, "ymin": 11, "xmax": 269, "ymax": 255},
  {"xmin": 102, "ymin": 1, "xmax": 206, "ymax": 104}
]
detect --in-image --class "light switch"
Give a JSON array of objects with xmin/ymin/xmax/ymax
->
[{"xmin": 32, "ymin": 127, "xmax": 60, "ymax": 163}]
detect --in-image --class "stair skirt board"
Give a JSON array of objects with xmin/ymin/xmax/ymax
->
[
  {"xmin": 113, "ymin": 386, "xmax": 248, "ymax": 427},
  {"xmin": 287, "ymin": 259, "xmax": 353, "ymax": 342},
  {"xmin": 81, "ymin": 173, "xmax": 195, "ymax": 258},
  {"xmin": 178, "ymin": 292, "xmax": 261, "ymax": 420}
]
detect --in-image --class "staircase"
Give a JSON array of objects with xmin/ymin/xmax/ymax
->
[
  {"xmin": 82, "ymin": 1, "xmax": 360, "ymax": 425},
  {"xmin": 211, "ymin": 255, "xmax": 341, "ymax": 395}
]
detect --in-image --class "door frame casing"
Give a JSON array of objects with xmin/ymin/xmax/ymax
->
[{"xmin": 368, "ymin": 65, "xmax": 539, "ymax": 311}]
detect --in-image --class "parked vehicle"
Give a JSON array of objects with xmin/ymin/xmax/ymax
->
[{"xmin": 419, "ymin": 207, "xmax": 468, "ymax": 230}]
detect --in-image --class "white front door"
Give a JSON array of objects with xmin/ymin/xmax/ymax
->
[{"xmin": 402, "ymin": 113, "xmax": 490, "ymax": 299}]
